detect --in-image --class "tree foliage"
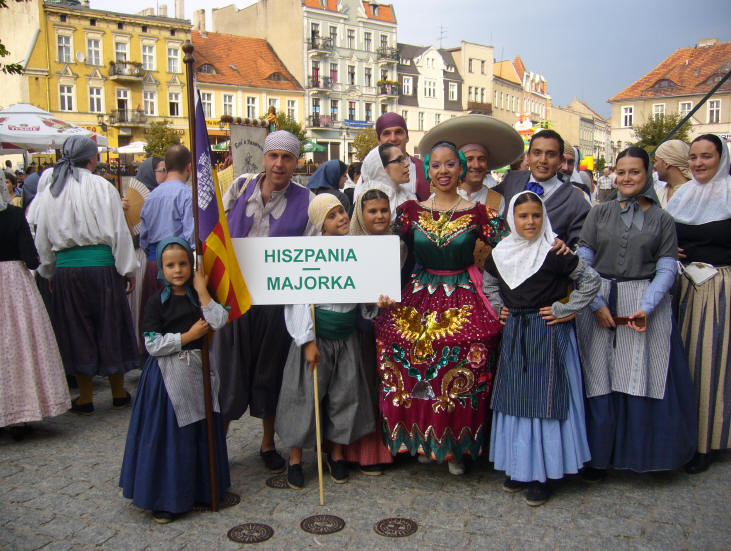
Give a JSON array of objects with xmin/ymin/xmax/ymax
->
[
  {"xmin": 274, "ymin": 112, "xmax": 307, "ymax": 157},
  {"xmin": 632, "ymin": 113, "xmax": 691, "ymax": 150},
  {"xmin": 352, "ymin": 128, "xmax": 379, "ymax": 161},
  {"xmin": 0, "ymin": 0, "xmax": 28, "ymax": 75},
  {"xmin": 144, "ymin": 120, "xmax": 181, "ymax": 157},
  {"xmin": 595, "ymin": 157, "xmax": 606, "ymax": 172}
]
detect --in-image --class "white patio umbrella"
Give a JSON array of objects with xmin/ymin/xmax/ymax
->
[
  {"xmin": 0, "ymin": 103, "xmax": 108, "ymax": 151},
  {"xmin": 117, "ymin": 141, "xmax": 147, "ymax": 155}
]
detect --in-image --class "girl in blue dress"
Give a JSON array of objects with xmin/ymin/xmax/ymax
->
[
  {"xmin": 120, "ymin": 237, "xmax": 230, "ymax": 523},
  {"xmin": 483, "ymin": 191, "xmax": 600, "ymax": 506}
]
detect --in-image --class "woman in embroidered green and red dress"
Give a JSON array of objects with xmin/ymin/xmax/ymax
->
[{"xmin": 374, "ymin": 140, "xmax": 508, "ymax": 474}]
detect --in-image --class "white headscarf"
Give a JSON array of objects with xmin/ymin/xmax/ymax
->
[
  {"xmin": 666, "ymin": 135, "xmax": 730, "ymax": 225},
  {"xmin": 492, "ymin": 191, "xmax": 556, "ymax": 289},
  {"xmin": 354, "ymin": 146, "xmax": 416, "ymax": 218}
]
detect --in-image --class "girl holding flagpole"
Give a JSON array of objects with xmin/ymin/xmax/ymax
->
[{"xmin": 120, "ymin": 238, "xmax": 230, "ymax": 523}]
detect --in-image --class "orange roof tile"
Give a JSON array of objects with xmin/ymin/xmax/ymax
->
[
  {"xmin": 192, "ymin": 31, "xmax": 302, "ymax": 91},
  {"xmin": 362, "ymin": 2, "xmax": 396, "ymax": 23},
  {"xmin": 610, "ymin": 40, "xmax": 731, "ymax": 102},
  {"xmin": 303, "ymin": 0, "xmax": 338, "ymax": 11}
]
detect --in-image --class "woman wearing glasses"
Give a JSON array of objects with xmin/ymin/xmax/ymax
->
[
  {"xmin": 374, "ymin": 139, "xmax": 509, "ymax": 474},
  {"xmin": 357, "ymin": 144, "xmax": 416, "ymax": 218}
]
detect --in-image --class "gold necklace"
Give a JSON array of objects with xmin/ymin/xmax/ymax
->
[{"xmin": 429, "ymin": 194, "xmax": 463, "ymax": 238}]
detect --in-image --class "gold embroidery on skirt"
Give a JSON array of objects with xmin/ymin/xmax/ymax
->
[
  {"xmin": 392, "ymin": 305, "xmax": 473, "ymax": 364},
  {"xmin": 433, "ymin": 367, "xmax": 475, "ymax": 413},
  {"xmin": 380, "ymin": 360, "xmax": 412, "ymax": 408}
]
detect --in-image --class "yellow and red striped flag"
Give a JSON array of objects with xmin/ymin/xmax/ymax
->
[{"xmin": 194, "ymin": 91, "xmax": 250, "ymax": 321}]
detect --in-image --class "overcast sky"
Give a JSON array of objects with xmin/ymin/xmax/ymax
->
[{"xmin": 92, "ymin": 0, "xmax": 731, "ymax": 118}]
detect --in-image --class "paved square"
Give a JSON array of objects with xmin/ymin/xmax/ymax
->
[{"xmin": 1, "ymin": 372, "xmax": 729, "ymax": 550}]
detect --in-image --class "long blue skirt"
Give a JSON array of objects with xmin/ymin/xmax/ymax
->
[
  {"xmin": 490, "ymin": 331, "xmax": 591, "ymax": 482},
  {"xmin": 585, "ymin": 325, "xmax": 697, "ymax": 472},
  {"xmin": 119, "ymin": 355, "xmax": 230, "ymax": 514}
]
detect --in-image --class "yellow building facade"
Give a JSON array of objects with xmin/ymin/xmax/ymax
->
[{"xmin": 23, "ymin": 2, "xmax": 192, "ymax": 150}]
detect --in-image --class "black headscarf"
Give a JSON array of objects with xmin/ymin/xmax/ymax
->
[{"xmin": 135, "ymin": 157, "xmax": 162, "ymax": 191}]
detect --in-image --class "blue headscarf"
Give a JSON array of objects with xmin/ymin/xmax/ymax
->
[
  {"xmin": 156, "ymin": 237, "xmax": 199, "ymax": 306},
  {"xmin": 307, "ymin": 160, "xmax": 342, "ymax": 191},
  {"xmin": 50, "ymin": 136, "xmax": 99, "ymax": 197}
]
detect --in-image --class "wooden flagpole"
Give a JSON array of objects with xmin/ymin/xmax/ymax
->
[
  {"xmin": 309, "ymin": 304, "xmax": 325, "ymax": 506},
  {"xmin": 183, "ymin": 40, "xmax": 219, "ymax": 513}
]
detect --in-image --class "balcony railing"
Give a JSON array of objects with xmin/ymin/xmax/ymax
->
[
  {"xmin": 307, "ymin": 114, "xmax": 337, "ymax": 128},
  {"xmin": 108, "ymin": 61, "xmax": 144, "ymax": 80},
  {"xmin": 467, "ymin": 101, "xmax": 493, "ymax": 114},
  {"xmin": 307, "ymin": 36, "xmax": 334, "ymax": 52},
  {"xmin": 376, "ymin": 47, "xmax": 399, "ymax": 61},
  {"xmin": 109, "ymin": 109, "xmax": 147, "ymax": 126},
  {"xmin": 378, "ymin": 83, "xmax": 399, "ymax": 96},
  {"xmin": 308, "ymin": 76, "xmax": 335, "ymax": 90}
]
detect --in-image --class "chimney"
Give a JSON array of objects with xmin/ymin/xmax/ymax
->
[
  {"xmin": 175, "ymin": 0, "xmax": 184, "ymax": 20},
  {"xmin": 697, "ymin": 38, "xmax": 719, "ymax": 48},
  {"xmin": 158, "ymin": 4, "xmax": 168, "ymax": 17},
  {"xmin": 193, "ymin": 9, "xmax": 205, "ymax": 32}
]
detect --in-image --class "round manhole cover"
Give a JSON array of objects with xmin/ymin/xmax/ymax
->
[
  {"xmin": 300, "ymin": 514, "xmax": 345, "ymax": 535},
  {"xmin": 374, "ymin": 517, "xmax": 418, "ymax": 537},
  {"xmin": 265, "ymin": 474, "xmax": 289, "ymax": 489},
  {"xmin": 227, "ymin": 522, "xmax": 274, "ymax": 544},
  {"xmin": 192, "ymin": 491, "xmax": 241, "ymax": 512}
]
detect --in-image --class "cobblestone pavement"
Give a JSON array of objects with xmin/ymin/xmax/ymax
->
[{"xmin": 1, "ymin": 372, "xmax": 729, "ymax": 551}]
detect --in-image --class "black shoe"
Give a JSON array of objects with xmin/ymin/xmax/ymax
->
[
  {"xmin": 260, "ymin": 448, "xmax": 286, "ymax": 473},
  {"xmin": 152, "ymin": 510, "xmax": 175, "ymax": 524},
  {"xmin": 581, "ymin": 466, "xmax": 606, "ymax": 483},
  {"xmin": 9, "ymin": 424, "xmax": 33, "ymax": 442},
  {"xmin": 359, "ymin": 464, "xmax": 384, "ymax": 476},
  {"xmin": 525, "ymin": 482, "xmax": 551, "ymax": 507},
  {"xmin": 113, "ymin": 392, "xmax": 132, "ymax": 409},
  {"xmin": 326, "ymin": 455, "xmax": 349, "ymax": 484},
  {"xmin": 685, "ymin": 453, "xmax": 711, "ymax": 474},
  {"xmin": 502, "ymin": 477, "xmax": 527, "ymax": 493},
  {"xmin": 286, "ymin": 463, "xmax": 304, "ymax": 489},
  {"xmin": 70, "ymin": 398, "xmax": 94, "ymax": 415}
]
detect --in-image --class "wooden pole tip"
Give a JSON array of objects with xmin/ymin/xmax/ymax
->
[{"xmin": 182, "ymin": 40, "xmax": 194, "ymax": 63}]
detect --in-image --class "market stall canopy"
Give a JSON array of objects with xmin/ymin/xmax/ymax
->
[
  {"xmin": 0, "ymin": 104, "xmax": 108, "ymax": 151},
  {"xmin": 117, "ymin": 141, "xmax": 147, "ymax": 154}
]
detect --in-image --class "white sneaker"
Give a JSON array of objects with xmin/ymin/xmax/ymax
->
[
  {"xmin": 417, "ymin": 454, "xmax": 432, "ymax": 464},
  {"xmin": 448, "ymin": 460, "xmax": 465, "ymax": 475}
]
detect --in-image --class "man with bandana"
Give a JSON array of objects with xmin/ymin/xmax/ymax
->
[
  {"xmin": 213, "ymin": 130, "xmax": 317, "ymax": 472},
  {"xmin": 653, "ymin": 140, "xmax": 691, "ymax": 208},
  {"xmin": 456, "ymin": 143, "xmax": 504, "ymax": 212},
  {"xmin": 495, "ymin": 129, "xmax": 590, "ymax": 248},
  {"xmin": 31, "ymin": 135, "xmax": 138, "ymax": 414}
]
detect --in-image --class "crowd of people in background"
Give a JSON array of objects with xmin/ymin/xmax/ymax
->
[{"xmin": 0, "ymin": 112, "xmax": 728, "ymax": 523}]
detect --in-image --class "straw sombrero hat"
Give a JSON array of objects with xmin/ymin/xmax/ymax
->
[{"xmin": 418, "ymin": 114, "xmax": 524, "ymax": 170}]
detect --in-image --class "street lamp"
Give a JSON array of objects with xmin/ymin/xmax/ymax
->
[{"xmin": 97, "ymin": 113, "xmax": 110, "ymax": 165}]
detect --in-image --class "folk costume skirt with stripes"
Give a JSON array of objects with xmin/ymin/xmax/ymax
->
[
  {"xmin": 0, "ymin": 261, "xmax": 70, "ymax": 427},
  {"xmin": 120, "ymin": 354, "xmax": 230, "ymax": 513},
  {"xmin": 676, "ymin": 265, "xmax": 731, "ymax": 453},
  {"xmin": 489, "ymin": 314, "xmax": 590, "ymax": 483},
  {"xmin": 576, "ymin": 278, "xmax": 697, "ymax": 471},
  {"xmin": 51, "ymin": 266, "xmax": 138, "ymax": 377}
]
